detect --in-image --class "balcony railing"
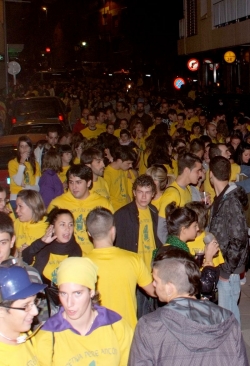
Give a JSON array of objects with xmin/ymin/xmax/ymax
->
[{"xmin": 213, "ymin": 0, "xmax": 250, "ymax": 27}]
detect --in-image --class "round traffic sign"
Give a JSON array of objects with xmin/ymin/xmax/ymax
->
[
  {"xmin": 187, "ymin": 58, "xmax": 199, "ymax": 71},
  {"xmin": 8, "ymin": 61, "xmax": 21, "ymax": 75},
  {"xmin": 174, "ymin": 77, "xmax": 185, "ymax": 90}
]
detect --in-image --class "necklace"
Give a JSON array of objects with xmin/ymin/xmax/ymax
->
[
  {"xmin": 84, "ymin": 310, "xmax": 97, "ymax": 335},
  {"xmin": 0, "ymin": 331, "xmax": 27, "ymax": 344}
]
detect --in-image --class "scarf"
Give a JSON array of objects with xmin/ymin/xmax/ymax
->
[{"xmin": 166, "ymin": 235, "xmax": 190, "ymax": 253}]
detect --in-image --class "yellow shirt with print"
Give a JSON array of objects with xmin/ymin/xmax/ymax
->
[
  {"xmin": 104, "ymin": 165, "xmax": 130, "ymax": 212},
  {"xmin": 8, "ymin": 158, "xmax": 40, "ymax": 195},
  {"xmin": 126, "ymin": 169, "xmax": 137, "ymax": 201},
  {"xmin": 43, "ymin": 253, "xmax": 68, "ymax": 283},
  {"xmin": 92, "ymin": 176, "xmax": 110, "ymax": 200},
  {"xmin": 138, "ymin": 207, "xmax": 156, "ymax": 271},
  {"xmin": 159, "ymin": 181, "xmax": 192, "ymax": 219},
  {"xmin": 187, "ymin": 231, "xmax": 224, "ymax": 267},
  {"xmin": 96, "ymin": 123, "xmax": 106, "ymax": 132},
  {"xmin": 14, "ymin": 216, "xmax": 48, "ymax": 249},
  {"xmin": 36, "ymin": 318, "xmax": 132, "ymax": 366},
  {"xmin": 87, "ymin": 246, "xmax": 152, "ymax": 330},
  {"xmin": 48, "ymin": 191, "xmax": 114, "ymax": 254},
  {"xmin": 80, "ymin": 127, "xmax": 103, "ymax": 139},
  {"xmin": 151, "ymin": 195, "xmax": 163, "ymax": 211},
  {"xmin": 0, "ymin": 337, "xmax": 40, "ymax": 366}
]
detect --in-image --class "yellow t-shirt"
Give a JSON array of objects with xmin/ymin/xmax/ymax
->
[
  {"xmin": 14, "ymin": 217, "xmax": 48, "ymax": 249},
  {"xmin": 96, "ymin": 123, "xmax": 106, "ymax": 132},
  {"xmin": 163, "ymin": 159, "xmax": 178, "ymax": 177},
  {"xmin": 132, "ymin": 137, "xmax": 146, "ymax": 151},
  {"xmin": 187, "ymin": 231, "xmax": 224, "ymax": 267},
  {"xmin": 80, "ymin": 127, "xmax": 103, "ymax": 139},
  {"xmin": 8, "ymin": 158, "xmax": 41, "ymax": 195},
  {"xmin": 126, "ymin": 169, "xmax": 137, "ymax": 201},
  {"xmin": 58, "ymin": 165, "xmax": 70, "ymax": 184},
  {"xmin": 92, "ymin": 177, "xmax": 110, "ymax": 200},
  {"xmin": 48, "ymin": 191, "xmax": 114, "ymax": 254},
  {"xmin": 43, "ymin": 253, "xmax": 68, "ymax": 282},
  {"xmin": 151, "ymin": 195, "xmax": 163, "ymax": 211},
  {"xmin": 159, "ymin": 181, "xmax": 192, "ymax": 219},
  {"xmin": 138, "ymin": 207, "xmax": 156, "ymax": 271},
  {"xmin": 0, "ymin": 338, "xmax": 40, "ymax": 366},
  {"xmin": 114, "ymin": 128, "xmax": 121, "ymax": 138},
  {"xmin": 104, "ymin": 165, "xmax": 131, "ymax": 212},
  {"xmin": 185, "ymin": 116, "xmax": 199, "ymax": 131},
  {"xmin": 36, "ymin": 317, "xmax": 132, "ymax": 366},
  {"xmin": 87, "ymin": 247, "xmax": 152, "ymax": 329},
  {"xmin": 138, "ymin": 150, "xmax": 150, "ymax": 176},
  {"xmin": 190, "ymin": 134, "xmax": 202, "ymax": 141},
  {"xmin": 73, "ymin": 157, "xmax": 80, "ymax": 164},
  {"xmin": 147, "ymin": 124, "xmax": 157, "ymax": 135}
]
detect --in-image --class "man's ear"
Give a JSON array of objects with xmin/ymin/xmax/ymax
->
[
  {"xmin": 87, "ymin": 180, "xmax": 92, "ymax": 188},
  {"xmin": 10, "ymin": 235, "xmax": 15, "ymax": 249},
  {"xmin": 87, "ymin": 231, "xmax": 92, "ymax": 238}
]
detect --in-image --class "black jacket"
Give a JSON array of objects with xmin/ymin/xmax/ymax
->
[
  {"xmin": 209, "ymin": 183, "xmax": 249, "ymax": 279},
  {"xmin": 114, "ymin": 201, "xmax": 162, "ymax": 252}
]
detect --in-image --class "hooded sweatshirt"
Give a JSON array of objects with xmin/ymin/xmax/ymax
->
[{"xmin": 129, "ymin": 297, "xmax": 248, "ymax": 366}]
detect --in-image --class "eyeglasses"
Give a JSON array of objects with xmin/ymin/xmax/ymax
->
[{"xmin": 1, "ymin": 298, "xmax": 41, "ymax": 312}]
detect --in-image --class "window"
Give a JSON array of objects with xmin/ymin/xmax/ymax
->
[{"xmin": 187, "ymin": 0, "xmax": 197, "ymax": 36}]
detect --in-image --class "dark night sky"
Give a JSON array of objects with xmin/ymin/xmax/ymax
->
[{"xmin": 6, "ymin": 0, "xmax": 183, "ymax": 74}]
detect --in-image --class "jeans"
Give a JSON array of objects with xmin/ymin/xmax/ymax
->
[{"xmin": 217, "ymin": 274, "xmax": 241, "ymax": 324}]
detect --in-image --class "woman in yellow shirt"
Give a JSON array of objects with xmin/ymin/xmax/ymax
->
[
  {"xmin": 146, "ymin": 165, "xmax": 168, "ymax": 210},
  {"xmin": 8, "ymin": 135, "xmax": 40, "ymax": 212},
  {"xmin": 14, "ymin": 189, "xmax": 47, "ymax": 250},
  {"xmin": 36, "ymin": 257, "xmax": 133, "ymax": 366}
]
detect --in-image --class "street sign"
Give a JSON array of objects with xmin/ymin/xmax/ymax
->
[
  {"xmin": 187, "ymin": 58, "xmax": 199, "ymax": 71},
  {"xmin": 174, "ymin": 77, "xmax": 185, "ymax": 90},
  {"xmin": 8, "ymin": 61, "xmax": 21, "ymax": 86},
  {"xmin": 224, "ymin": 51, "xmax": 236, "ymax": 63}
]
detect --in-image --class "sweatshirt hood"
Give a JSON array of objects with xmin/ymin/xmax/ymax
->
[
  {"xmin": 160, "ymin": 298, "xmax": 235, "ymax": 352},
  {"xmin": 225, "ymin": 183, "xmax": 248, "ymax": 208}
]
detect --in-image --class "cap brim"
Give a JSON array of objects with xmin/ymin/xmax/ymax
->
[{"xmin": 7, "ymin": 283, "xmax": 47, "ymax": 301}]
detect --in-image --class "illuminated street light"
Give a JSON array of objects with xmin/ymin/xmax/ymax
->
[
  {"xmin": 42, "ymin": 6, "xmax": 47, "ymax": 17},
  {"xmin": 81, "ymin": 41, "xmax": 87, "ymax": 46}
]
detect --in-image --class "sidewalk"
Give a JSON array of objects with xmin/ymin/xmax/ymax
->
[{"xmin": 239, "ymin": 271, "xmax": 250, "ymax": 360}]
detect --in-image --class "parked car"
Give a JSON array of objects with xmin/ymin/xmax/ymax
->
[{"xmin": 7, "ymin": 96, "xmax": 68, "ymax": 133}]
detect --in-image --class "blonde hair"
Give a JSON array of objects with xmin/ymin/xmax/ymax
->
[{"xmin": 146, "ymin": 165, "xmax": 168, "ymax": 191}]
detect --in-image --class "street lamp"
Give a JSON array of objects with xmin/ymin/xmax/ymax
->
[
  {"xmin": 81, "ymin": 41, "xmax": 87, "ymax": 47},
  {"xmin": 42, "ymin": 6, "xmax": 47, "ymax": 18}
]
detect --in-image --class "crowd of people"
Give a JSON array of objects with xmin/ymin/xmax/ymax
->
[{"xmin": 0, "ymin": 81, "xmax": 249, "ymax": 365}]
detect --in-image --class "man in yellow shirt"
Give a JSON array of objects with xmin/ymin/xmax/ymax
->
[
  {"xmin": 48, "ymin": 164, "xmax": 113, "ymax": 254},
  {"xmin": 206, "ymin": 123, "xmax": 218, "ymax": 143},
  {"xmin": 96, "ymin": 109, "xmax": 107, "ymax": 131},
  {"xmin": 115, "ymin": 175, "xmax": 162, "ymax": 318},
  {"xmin": 86, "ymin": 207, "xmax": 155, "ymax": 330},
  {"xmin": 158, "ymin": 153, "xmax": 203, "ymax": 243},
  {"xmin": 80, "ymin": 113, "xmax": 103, "ymax": 139},
  {"xmin": 81, "ymin": 147, "xmax": 110, "ymax": 200},
  {"xmin": 104, "ymin": 146, "xmax": 137, "ymax": 211},
  {"xmin": 0, "ymin": 265, "xmax": 46, "ymax": 366}
]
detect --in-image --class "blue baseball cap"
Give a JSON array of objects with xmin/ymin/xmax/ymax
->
[{"xmin": 0, "ymin": 266, "xmax": 47, "ymax": 301}]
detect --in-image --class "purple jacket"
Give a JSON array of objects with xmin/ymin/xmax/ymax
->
[{"xmin": 39, "ymin": 169, "xmax": 64, "ymax": 208}]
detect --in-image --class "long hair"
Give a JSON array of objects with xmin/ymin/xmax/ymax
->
[{"xmin": 17, "ymin": 136, "xmax": 36, "ymax": 175}]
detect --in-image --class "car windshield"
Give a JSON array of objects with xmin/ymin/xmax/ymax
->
[
  {"xmin": 10, "ymin": 124, "xmax": 64, "ymax": 135},
  {"xmin": 14, "ymin": 99, "xmax": 61, "ymax": 122}
]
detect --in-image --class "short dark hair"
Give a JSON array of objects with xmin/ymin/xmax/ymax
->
[
  {"xmin": 120, "ymin": 129, "xmax": 131, "ymax": 138},
  {"xmin": 209, "ymin": 156, "xmax": 231, "ymax": 181},
  {"xmin": 113, "ymin": 146, "xmax": 137, "ymax": 162},
  {"xmin": 46, "ymin": 126, "xmax": 59, "ymax": 135},
  {"xmin": 178, "ymin": 153, "xmax": 202, "ymax": 175},
  {"xmin": 152, "ymin": 246, "xmax": 201, "ymax": 296},
  {"xmin": 86, "ymin": 207, "xmax": 114, "ymax": 240},
  {"xmin": 0, "ymin": 212, "xmax": 14, "ymax": 238},
  {"xmin": 209, "ymin": 143, "xmax": 225, "ymax": 160},
  {"xmin": 80, "ymin": 147, "xmax": 103, "ymax": 165},
  {"xmin": 200, "ymin": 135, "xmax": 212, "ymax": 144},
  {"xmin": 132, "ymin": 174, "xmax": 156, "ymax": 195},
  {"xmin": 67, "ymin": 164, "xmax": 93, "ymax": 187},
  {"xmin": 185, "ymin": 202, "xmax": 208, "ymax": 232},
  {"xmin": 58, "ymin": 144, "xmax": 72, "ymax": 155},
  {"xmin": 189, "ymin": 139, "xmax": 205, "ymax": 155},
  {"xmin": 166, "ymin": 202, "xmax": 197, "ymax": 236},
  {"xmin": 47, "ymin": 207, "xmax": 74, "ymax": 226}
]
